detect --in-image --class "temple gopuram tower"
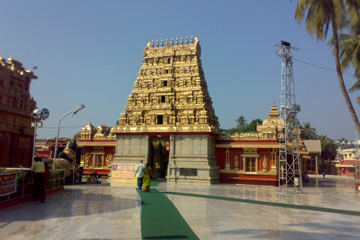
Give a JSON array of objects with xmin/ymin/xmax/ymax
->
[{"xmin": 112, "ymin": 37, "xmax": 220, "ymax": 184}]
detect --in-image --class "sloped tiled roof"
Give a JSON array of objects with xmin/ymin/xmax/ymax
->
[{"xmin": 303, "ymin": 140, "xmax": 321, "ymax": 153}]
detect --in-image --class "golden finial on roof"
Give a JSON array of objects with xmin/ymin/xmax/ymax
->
[{"xmin": 269, "ymin": 103, "xmax": 279, "ymax": 118}]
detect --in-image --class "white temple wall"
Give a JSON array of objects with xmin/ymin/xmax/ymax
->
[
  {"xmin": 114, "ymin": 135, "xmax": 150, "ymax": 164},
  {"xmin": 168, "ymin": 134, "xmax": 219, "ymax": 184}
]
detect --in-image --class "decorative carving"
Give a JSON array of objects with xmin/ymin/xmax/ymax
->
[
  {"xmin": 107, "ymin": 152, "xmax": 114, "ymax": 167},
  {"xmin": 262, "ymin": 155, "xmax": 269, "ymax": 172},
  {"xmin": 84, "ymin": 151, "xmax": 91, "ymax": 168},
  {"xmin": 234, "ymin": 155, "xmax": 239, "ymax": 171},
  {"xmin": 113, "ymin": 37, "xmax": 219, "ymax": 134}
]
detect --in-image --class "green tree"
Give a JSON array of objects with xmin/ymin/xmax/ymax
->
[
  {"xmin": 223, "ymin": 118, "xmax": 262, "ymax": 135},
  {"xmin": 318, "ymin": 135, "xmax": 338, "ymax": 161},
  {"xmin": 235, "ymin": 116, "xmax": 247, "ymax": 129},
  {"xmin": 220, "ymin": 128, "xmax": 227, "ymax": 136},
  {"xmin": 240, "ymin": 119, "xmax": 263, "ymax": 133},
  {"xmin": 300, "ymin": 122, "xmax": 317, "ymax": 140},
  {"xmin": 294, "ymin": 0, "xmax": 360, "ymax": 135},
  {"xmin": 224, "ymin": 127, "xmax": 240, "ymax": 136}
]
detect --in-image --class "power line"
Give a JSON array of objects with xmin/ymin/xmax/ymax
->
[
  {"xmin": 41, "ymin": 125, "xmax": 85, "ymax": 129},
  {"xmin": 293, "ymin": 58, "xmax": 353, "ymax": 76}
]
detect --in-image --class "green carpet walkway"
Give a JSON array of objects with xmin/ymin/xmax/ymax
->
[
  {"xmin": 138, "ymin": 182, "xmax": 360, "ymax": 239},
  {"xmin": 138, "ymin": 181, "xmax": 199, "ymax": 240}
]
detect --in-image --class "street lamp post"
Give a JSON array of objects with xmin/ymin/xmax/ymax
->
[
  {"xmin": 52, "ymin": 104, "xmax": 85, "ymax": 173},
  {"xmin": 31, "ymin": 108, "xmax": 49, "ymax": 166}
]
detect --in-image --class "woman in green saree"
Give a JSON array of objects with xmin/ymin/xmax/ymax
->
[{"xmin": 143, "ymin": 163, "xmax": 153, "ymax": 192}]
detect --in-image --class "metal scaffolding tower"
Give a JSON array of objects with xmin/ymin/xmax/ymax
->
[
  {"xmin": 355, "ymin": 130, "xmax": 360, "ymax": 191},
  {"xmin": 274, "ymin": 41, "xmax": 302, "ymax": 193}
]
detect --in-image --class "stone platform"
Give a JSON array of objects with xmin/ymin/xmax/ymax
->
[{"xmin": 1, "ymin": 178, "xmax": 360, "ymax": 239}]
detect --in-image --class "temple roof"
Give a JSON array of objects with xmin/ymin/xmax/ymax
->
[
  {"xmin": 81, "ymin": 122, "xmax": 96, "ymax": 134},
  {"xmin": 113, "ymin": 37, "xmax": 219, "ymax": 134}
]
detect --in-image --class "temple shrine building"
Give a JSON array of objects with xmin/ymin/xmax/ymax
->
[
  {"xmin": 77, "ymin": 37, "xmax": 309, "ymax": 185},
  {"xmin": 0, "ymin": 57, "xmax": 37, "ymax": 167}
]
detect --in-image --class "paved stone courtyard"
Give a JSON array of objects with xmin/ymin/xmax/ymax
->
[{"xmin": 1, "ymin": 178, "xmax": 359, "ymax": 240}]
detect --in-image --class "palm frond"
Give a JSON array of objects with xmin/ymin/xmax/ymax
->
[{"xmin": 349, "ymin": 80, "xmax": 360, "ymax": 92}]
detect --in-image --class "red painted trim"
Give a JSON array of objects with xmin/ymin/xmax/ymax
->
[
  {"xmin": 83, "ymin": 169, "xmax": 110, "ymax": 176},
  {"xmin": 220, "ymin": 173, "xmax": 278, "ymax": 186}
]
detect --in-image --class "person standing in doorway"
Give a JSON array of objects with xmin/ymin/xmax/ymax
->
[
  {"xmin": 30, "ymin": 156, "xmax": 46, "ymax": 203},
  {"xmin": 134, "ymin": 160, "xmax": 146, "ymax": 191}
]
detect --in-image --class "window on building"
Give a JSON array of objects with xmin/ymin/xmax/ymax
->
[
  {"xmin": 157, "ymin": 115, "xmax": 163, "ymax": 124},
  {"xmin": 349, "ymin": 167, "xmax": 355, "ymax": 173},
  {"xmin": 164, "ymin": 81, "xmax": 168, "ymax": 86},
  {"xmin": 161, "ymin": 96, "xmax": 166, "ymax": 103},
  {"xmin": 165, "ymin": 70, "xmax": 168, "ymax": 74},
  {"xmin": 167, "ymin": 58, "xmax": 171, "ymax": 64},
  {"xmin": 245, "ymin": 157, "xmax": 256, "ymax": 172}
]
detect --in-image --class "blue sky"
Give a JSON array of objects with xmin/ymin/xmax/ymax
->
[{"xmin": 1, "ymin": 0, "xmax": 359, "ymax": 141}]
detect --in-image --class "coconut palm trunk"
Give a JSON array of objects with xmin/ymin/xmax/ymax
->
[{"xmin": 331, "ymin": 18, "xmax": 360, "ymax": 135}]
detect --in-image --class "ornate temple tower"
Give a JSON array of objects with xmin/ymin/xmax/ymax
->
[
  {"xmin": 0, "ymin": 57, "xmax": 37, "ymax": 167},
  {"xmin": 112, "ymin": 37, "xmax": 220, "ymax": 184}
]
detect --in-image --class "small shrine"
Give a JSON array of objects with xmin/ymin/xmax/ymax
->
[
  {"xmin": 215, "ymin": 104, "xmax": 307, "ymax": 186},
  {"xmin": 77, "ymin": 122, "xmax": 116, "ymax": 176}
]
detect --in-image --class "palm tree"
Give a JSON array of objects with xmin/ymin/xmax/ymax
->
[
  {"xmin": 318, "ymin": 135, "xmax": 338, "ymax": 161},
  {"xmin": 338, "ymin": 137, "xmax": 347, "ymax": 142},
  {"xmin": 329, "ymin": 19, "xmax": 360, "ymax": 103},
  {"xmin": 235, "ymin": 116, "xmax": 247, "ymax": 129},
  {"xmin": 300, "ymin": 122, "xmax": 317, "ymax": 140},
  {"xmin": 294, "ymin": 0, "xmax": 360, "ymax": 135}
]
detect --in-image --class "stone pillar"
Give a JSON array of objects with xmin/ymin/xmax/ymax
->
[
  {"xmin": 167, "ymin": 134, "xmax": 219, "ymax": 184},
  {"xmin": 114, "ymin": 135, "xmax": 150, "ymax": 164}
]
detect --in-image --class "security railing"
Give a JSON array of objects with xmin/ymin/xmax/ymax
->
[{"xmin": 0, "ymin": 168, "xmax": 65, "ymax": 204}]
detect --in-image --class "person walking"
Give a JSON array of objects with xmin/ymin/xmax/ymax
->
[
  {"xmin": 322, "ymin": 169, "xmax": 326, "ymax": 179},
  {"xmin": 143, "ymin": 163, "xmax": 153, "ymax": 193},
  {"xmin": 30, "ymin": 156, "xmax": 46, "ymax": 203},
  {"xmin": 134, "ymin": 160, "xmax": 146, "ymax": 191}
]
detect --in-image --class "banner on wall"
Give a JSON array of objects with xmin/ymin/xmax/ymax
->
[
  {"xmin": 0, "ymin": 173, "xmax": 17, "ymax": 197},
  {"xmin": 111, "ymin": 163, "xmax": 137, "ymax": 187}
]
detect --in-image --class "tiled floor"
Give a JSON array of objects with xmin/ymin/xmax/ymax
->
[{"xmin": 1, "ymin": 178, "xmax": 360, "ymax": 240}]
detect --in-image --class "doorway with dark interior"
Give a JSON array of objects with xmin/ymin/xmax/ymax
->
[{"xmin": 150, "ymin": 139, "xmax": 169, "ymax": 179}]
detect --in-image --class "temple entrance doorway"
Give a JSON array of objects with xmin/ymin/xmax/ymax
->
[{"xmin": 150, "ymin": 139, "xmax": 170, "ymax": 179}]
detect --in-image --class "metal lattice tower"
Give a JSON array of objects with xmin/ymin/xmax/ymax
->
[
  {"xmin": 355, "ymin": 130, "xmax": 360, "ymax": 191},
  {"xmin": 274, "ymin": 41, "xmax": 302, "ymax": 193}
]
